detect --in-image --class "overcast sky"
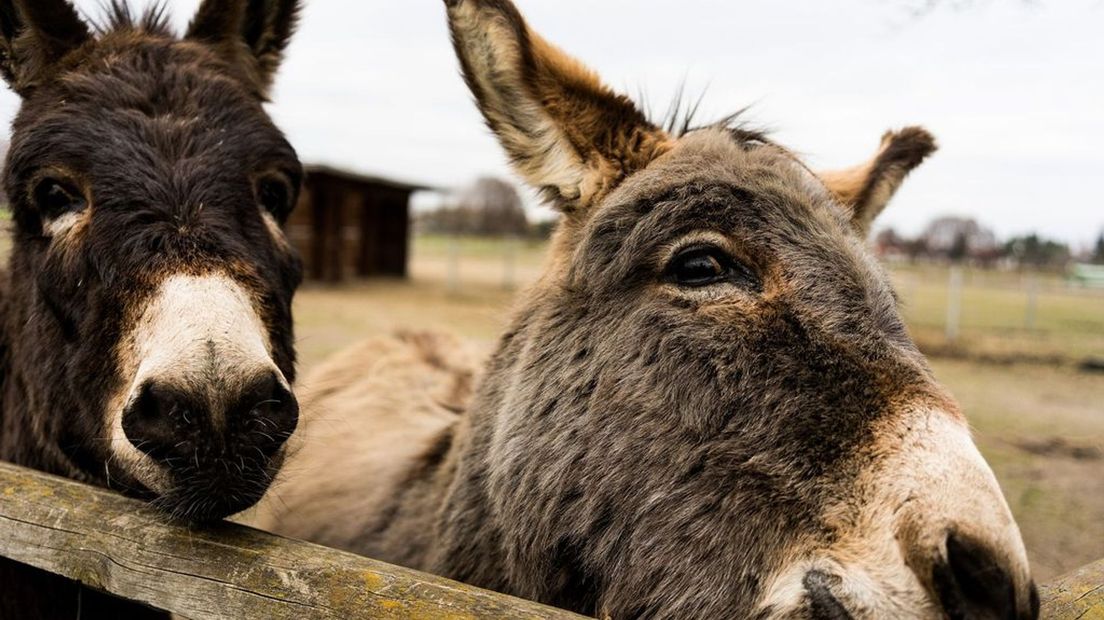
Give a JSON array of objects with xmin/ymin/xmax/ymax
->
[{"xmin": 1, "ymin": 1, "xmax": 1101, "ymax": 247}]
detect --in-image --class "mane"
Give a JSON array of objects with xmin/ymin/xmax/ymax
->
[
  {"xmin": 92, "ymin": 0, "xmax": 173, "ymax": 37},
  {"xmin": 651, "ymin": 83, "xmax": 772, "ymax": 143}
]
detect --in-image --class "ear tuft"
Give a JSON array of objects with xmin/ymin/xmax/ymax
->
[
  {"xmin": 820, "ymin": 126, "xmax": 938, "ymax": 236},
  {"xmin": 878, "ymin": 126, "xmax": 938, "ymax": 178}
]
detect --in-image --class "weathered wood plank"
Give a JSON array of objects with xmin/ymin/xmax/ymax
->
[
  {"xmin": 4, "ymin": 461, "xmax": 1104, "ymax": 619},
  {"xmin": 1041, "ymin": 558, "xmax": 1104, "ymax": 620},
  {"xmin": 0, "ymin": 461, "xmax": 582, "ymax": 619}
]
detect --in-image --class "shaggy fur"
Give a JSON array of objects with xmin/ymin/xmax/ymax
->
[
  {"xmin": 0, "ymin": 1, "xmax": 302, "ymax": 618},
  {"xmin": 262, "ymin": 1, "xmax": 1036, "ymax": 618}
]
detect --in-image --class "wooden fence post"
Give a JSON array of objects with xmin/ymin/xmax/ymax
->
[
  {"xmin": 503, "ymin": 235, "xmax": 518, "ymax": 291},
  {"xmin": 946, "ymin": 265, "xmax": 963, "ymax": 342},
  {"xmin": 447, "ymin": 233, "xmax": 461, "ymax": 294},
  {"xmin": 1025, "ymin": 273, "xmax": 1039, "ymax": 331}
]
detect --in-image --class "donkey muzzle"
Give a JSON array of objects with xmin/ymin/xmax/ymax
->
[
  {"xmin": 762, "ymin": 410, "xmax": 1037, "ymax": 619},
  {"xmin": 108, "ymin": 273, "xmax": 294, "ymax": 520},
  {"xmin": 122, "ymin": 371, "xmax": 298, "ymax": 463}
]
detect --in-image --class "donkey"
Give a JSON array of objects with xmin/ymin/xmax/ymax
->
[
  {"xmin": 0, "ymin": 1, "xmax": 302, "ymax": 617},
  {"xmin": 261, "ymin": 0, "xmax": 1038, "ymax": 617}
]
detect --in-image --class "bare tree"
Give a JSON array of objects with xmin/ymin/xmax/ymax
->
[
  {"xmin": 920, "ymin": 216, "xmax": 1000, "ymax": 263},
  {"xmin": 419, "ymin": 177, "xmax": 529, "ymax": 236},
  {"xmin": 460, "ymin": 177, "xmax": 529, "ymax": 236}
]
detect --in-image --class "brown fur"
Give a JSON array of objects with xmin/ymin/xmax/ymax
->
[
  {"xmin": 445, "ymin": 0, "xmax": 671, "ymax": 211},
  {"xmin": 0, "ymin": 1, "xmax": 303, "ymax": 618},
  {"xmin": 820, "ymin": 127, "xmax": 938, "ymax": 235},
  {"xmin": 261, "ymin": 1, "xmax": 1035, "ymax": 618}
]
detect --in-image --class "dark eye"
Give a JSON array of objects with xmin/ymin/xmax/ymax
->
[
  {"xmin": 667, "ymin": 245, "xmax": 758, "ymax": 289},
  {"xmin": 256, "ymin": 175, "xmax": 294, "ymax": 220},
  {"xmin": 33, "ymin": 178, "xmax": 86, "ymax": 219}
]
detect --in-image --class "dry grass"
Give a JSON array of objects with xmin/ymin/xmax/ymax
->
[{"xmin": 892, "ymin": 264, "xmax": 1104, "ymax": 361}]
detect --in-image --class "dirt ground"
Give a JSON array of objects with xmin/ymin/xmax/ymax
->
[{"xmin": 294, "ymin": 238, "xmax": 1104, "ymax": 582}]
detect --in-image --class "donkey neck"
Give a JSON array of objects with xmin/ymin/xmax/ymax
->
[
  {"xmin": 423, "ymin": 300, "xmax": 606, "ymax": 612},
  {"xmin": 0, "ymin": 268, "xmax": 95, "ymax": 482}
]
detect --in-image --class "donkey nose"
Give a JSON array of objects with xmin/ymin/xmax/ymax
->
[
  {"xmin": 121, "ymin": 382, "xmax": 204, "ymax": 460},
  {"xmin": 230, "ymin": 371, "xmax": 299, "ymax": 457},
  {"xmin": 121, "ymin": 372, "xmax": 298, "ymax": 461},
  {"xmin": 931, "ymin": 533, "xmax": 1039, "ymax": 620}
]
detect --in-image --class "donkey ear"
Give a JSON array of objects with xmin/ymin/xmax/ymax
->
[
  {"xmin": 186, "ymin": 0, "xmax": 300, "ymax": 96},
  {"xmin": 445, "ymin": 0, "xmax": 672, "ymax": 214},
  {"xmin": 0, "ymin": 0, "xmax": 91, "ymax": 96},
  {"xmin": 819, "ymin": 127, "xmax": 938, "ymax": 236}
]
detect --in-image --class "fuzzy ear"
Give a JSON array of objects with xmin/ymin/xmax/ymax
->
[
  {"xmin": 186, "ymin": 0, "xmax": 300, "ymax": 97},
  {"xmin": 819, "ymin": 126, "xmax": 938, "ymax": 236},
  {"xmin": 445, "ymin": 0, "xmax": 671, "ymax": 214},
  {"xmin": 0, "ymin": 0, "xmax": 91, "ymax": 96}
]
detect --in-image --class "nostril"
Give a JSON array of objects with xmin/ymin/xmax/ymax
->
[
  {"xmin": 933, "ymin": 533, "xmax": 1023, "ymax": 620},
  {"xmin": 803, "ymin": 571, "xmax": 853, "ymax": 620},
  {"xmin": 234, "ymin": 372, "xmax": 298, "ymax": 457},
  {"xmin": 121, "ymin": 382, "xmax": 197, "ymax": 460}
]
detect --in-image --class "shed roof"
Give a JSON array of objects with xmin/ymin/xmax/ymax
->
[{"xmin": 304, "ymin": 164, "xmax": 435, "ymax": 193}]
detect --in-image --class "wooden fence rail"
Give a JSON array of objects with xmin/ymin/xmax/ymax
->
[
  {"xmin": 1, "ymin": 460, "xmax": 1101, "ymax": 619},
  {"xmin": 0, "ymin": 461, "xmax": 580, "ymax": 619}
]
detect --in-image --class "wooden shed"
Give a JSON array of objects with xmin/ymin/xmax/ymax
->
[{"xmin": 286, "ymin": 165, "xmax": 429, "ymax": 282}]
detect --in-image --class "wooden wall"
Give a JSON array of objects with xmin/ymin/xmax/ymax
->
[{"xmin": 285, "ymin": 171, "xmax": 413, "ymax": 283}]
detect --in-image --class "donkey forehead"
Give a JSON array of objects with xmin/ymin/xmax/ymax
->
[
  {"xmin": 577, "ymin": 130, "xmax": 855, "ymax": 266},
  {"xmin": 597, "ymin": 130, "xmax": 844, "ymax": 236},
  {"xmin": 15, "ymin": 40, "xmax": 287, "ymax": 165}
]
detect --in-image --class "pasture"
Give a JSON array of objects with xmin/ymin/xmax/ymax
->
[{"xmin": 293, "ymin": 234, "xmax": 1104, "ymax": 582}]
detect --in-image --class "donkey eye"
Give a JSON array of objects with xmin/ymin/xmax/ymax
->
[
  {"xmin": 667, "ymin": 245, "xmax": 758, "ymax": 289},
  {"xmin": 33, "ymin": 178, "xmax": 86, "ymax": 219},
  {"xmin": 256, "ymin": 175, "xmax": 294, "ymax": 220}
]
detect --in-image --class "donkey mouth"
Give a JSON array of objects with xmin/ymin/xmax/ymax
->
[{"xmin": 148, "ymin": 450, "xmax": 287, "ymax": 523}]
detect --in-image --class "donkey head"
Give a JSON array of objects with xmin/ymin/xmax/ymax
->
[
  {"xmin": 446, "ymin": 1, "xmax": 1036, "ymax": 617},
  {"xmin": 0, "ymin": 0, "xmax": 302, "ymax": 521}
]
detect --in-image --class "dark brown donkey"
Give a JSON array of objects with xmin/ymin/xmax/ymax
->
[
  {"xmin": 0, "ymin": 1, "xmax": 303, "ymax": 618},
  {"xmin": 261, "ymin": 0, "xmax": 1038, "ymax": 618}
]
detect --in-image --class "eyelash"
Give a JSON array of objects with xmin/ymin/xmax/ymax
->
[{"xmin": 665, "ymin": 243, "xmax": 761, "ymax": 291}]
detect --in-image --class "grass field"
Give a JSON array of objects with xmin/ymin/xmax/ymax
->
[
  {"xmin": 892, "ymin": 264, "xmax": 1104, "ymax": 361},
  {"xmin": 294, "ymin": 235, "xmax": 1104, "ymax": 581}
]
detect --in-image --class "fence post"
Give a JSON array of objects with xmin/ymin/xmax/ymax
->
[
  {"xmin": 1025, "ymin": 273, "xmax": 1038, "ymax": 331},
  {"xmin": 447, "ymin": 233, "xmax": 461, "ymax": 294},
  {"xmin": 503, "ymin": 235, "xmax": 518, "ymax": 291},
  {"xmin": 946, "ymin": 265, "xmax": 963, "ymax": 342}
]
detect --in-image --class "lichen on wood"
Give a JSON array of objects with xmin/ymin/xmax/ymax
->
[
  {"xmin": 0, "ymin": 461, "xmax": 581, "ymax": 619},
  {"xmin": 1039, "ymin": 557, "xmax": 1104, "ymax": 620}
]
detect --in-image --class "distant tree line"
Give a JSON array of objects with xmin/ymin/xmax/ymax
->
[
  {"xmin": 874, "ymin": 216, "xmax": 1096, "ymax": 270},
  {"xmin": 419, "ymin": 178, "xmax": 1102, "ymax": 270},
  {"xmin": 418, "ymin": 177, "xmax": 531, "ymax": 237}
]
